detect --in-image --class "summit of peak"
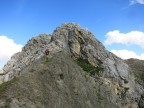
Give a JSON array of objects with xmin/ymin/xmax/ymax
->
[{"xmin": 61, "ymin": 22, "xmax": 81, "ymax": 28}]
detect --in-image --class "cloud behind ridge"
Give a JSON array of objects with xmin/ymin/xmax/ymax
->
[
  {"xmin": 0, "ymin": 36, "xmax": 23, "ymax": 68},
  {"xmin": 105, "ymin": 30, "xmax": 144, "ymax": 48}
]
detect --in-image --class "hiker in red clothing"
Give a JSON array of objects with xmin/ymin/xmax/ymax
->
[
  {"xmin": 45, "ymin": 49, "xmax": 49, "ymax": 55},
  {"xmin": 44, "ymin": 49, "xmax": 49, "ymax": 62}
]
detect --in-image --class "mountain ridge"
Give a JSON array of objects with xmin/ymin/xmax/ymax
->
[{"xmin": 0, "ymin": 23, "xmax": 143, "ymax": 108}]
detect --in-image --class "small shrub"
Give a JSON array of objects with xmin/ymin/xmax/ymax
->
[
  {"xmin": 45, "ymin": 56, "xmax": 49, "ymax": 62},
  {"xmin": 77, "ymin": 58, "xmax": 103, "ymax": 76},
  {"xmin": 55, "ymin": 41, "xmax": 59, "ymax": 46},
  {"xmin": 0, "ymin": 77, "xmax": 18, "ymax": 98}
]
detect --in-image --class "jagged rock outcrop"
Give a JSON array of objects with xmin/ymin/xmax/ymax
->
[
  {"xmin": 1, "ymin": 34, "xmax": 51, "ymax": 73},
  {"xmin": 51, "ymin": 23, "xmax": 131, "ymax": 80},
  {"xmin": 0, "ymin": 23, "xmax": 143, "ymax": 108}
]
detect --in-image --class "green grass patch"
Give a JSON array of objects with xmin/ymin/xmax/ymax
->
[
  {"xmin": 77, "ymin": 58, "xmax": 103, "ymax": 76},
  {"xmin": 0, "ymin": 77, "xmax": 18, "ymax": 98}
]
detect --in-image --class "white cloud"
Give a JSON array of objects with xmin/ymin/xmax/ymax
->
[
  {"xmin": 105, "ymin": 30, "xmax": 144, "ymax": 48},
  {"xmin": 111, "ymin": 49, "xmax": 144, "ymax": 60},
  {"xmin": 129, "ymin": 0, "xmax": 144, "ymax": 5},
  {"xmin": 0, "ymin": 36, "xmax": 23, "ymax": 68}
]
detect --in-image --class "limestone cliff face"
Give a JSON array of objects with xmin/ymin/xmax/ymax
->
[{"xmin": 0, "ymin": 23, "xmax": 143, "ymax": 108}]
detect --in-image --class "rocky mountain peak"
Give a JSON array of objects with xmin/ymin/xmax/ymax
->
[
  {"xmin": 0, "ymin": 23, "xmax": 130, "ymax": 83},
  {"xmin": 0, "ymin": 23, "xmax": 144, "ymax": 108}
]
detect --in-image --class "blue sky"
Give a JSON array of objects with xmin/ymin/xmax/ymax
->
[{"xmin": 0, "ymin": 0, "xmax": 144, "ymax": 68}]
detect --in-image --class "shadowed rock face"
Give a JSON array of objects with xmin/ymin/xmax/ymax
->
[{"xmin": 0, "ymin": 23, "xmax": 143, "ymax": 108}]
